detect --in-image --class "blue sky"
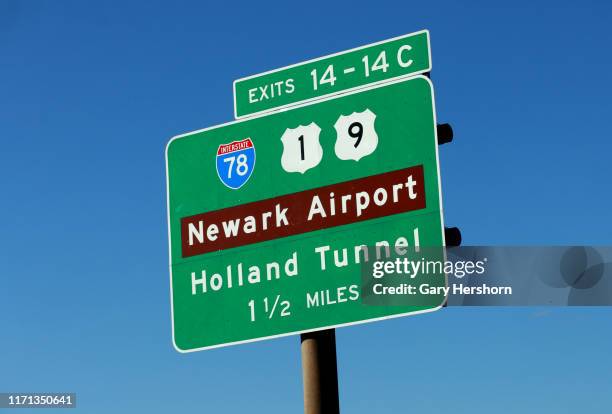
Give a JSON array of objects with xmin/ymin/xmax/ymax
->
[{"xmin": 1, "ymin": 1, "xmax": 611, "ymax": 413}]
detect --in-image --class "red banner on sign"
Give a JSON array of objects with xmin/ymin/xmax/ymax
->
[{"xmin": 181, "ymin": 165, "xmax": 426, "ymax": 258}]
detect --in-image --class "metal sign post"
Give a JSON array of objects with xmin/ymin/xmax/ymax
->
[{"xmin": 301, "ymin": 329, "xmax": 340, "ymax": 414}]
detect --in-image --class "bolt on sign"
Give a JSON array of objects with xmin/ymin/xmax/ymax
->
[
  {"xmin": 233, "ymin": 30, "xmax": 431, "ymax": 118},
  {"xmin": 166, "ymin": 76, "xmax": 446, "ymax": 352}
]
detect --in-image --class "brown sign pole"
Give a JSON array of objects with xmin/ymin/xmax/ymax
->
[{"xmin": 300, "ymin": 329, "xmax": 340, "ymax": 414}]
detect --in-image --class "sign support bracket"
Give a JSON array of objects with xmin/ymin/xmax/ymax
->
[{"xmin": 300, "ymin": 329, "xmax": 340, "ymax": 414}]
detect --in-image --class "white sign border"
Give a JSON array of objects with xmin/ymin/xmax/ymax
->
[{"xmin": 166, "ymin": 75, "xmax": 447, "ymax": 353}]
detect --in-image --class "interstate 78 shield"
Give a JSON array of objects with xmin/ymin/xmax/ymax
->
[
  {"xmin": 165, "ymin": 76, "xmax": 446, "ymax": 352},
  {"xmin": 216, "ymin": 138, "xmax": 256, "ymax": 189}
]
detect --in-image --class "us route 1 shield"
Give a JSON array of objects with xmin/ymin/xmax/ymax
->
[{"xmin": 166, "ymin": 75, "xmax": 446, "ymax": 352}]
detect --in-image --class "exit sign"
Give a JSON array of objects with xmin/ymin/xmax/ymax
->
[{"xmin": 233, "ymin": 30, "xmax": 431, "ymax": 118}]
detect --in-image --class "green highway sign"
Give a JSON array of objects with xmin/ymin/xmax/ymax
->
[
  {"xmin": 233, "ymin": 30, "xmax": 431, "ymax": 118},
  {"xmin": 166, "ymin": 76, "xmax": 445, "ymax": 352}
]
